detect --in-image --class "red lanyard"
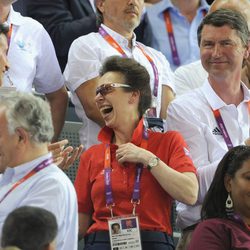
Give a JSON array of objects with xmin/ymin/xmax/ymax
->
[
  {"xmin": 98, "ymin": 26, "xmax": 159, "ymax": 99},
  {"xmin": 212, "ymin": 109, "xmax": 233, "ymax": 150},
  {"xmin": 0, "ymin": 157, "xmax": 53, "ymax": 204},
  {"xmin": 164, "ymin": 9, "xmax": 207, "ymax": 66},
  {"xmin": 212, "ymin": 101, "xmax": 250, "ymax": 150},
  {"xmin": 104, "ymin": 121, "xmax": 149, "ymax": 216}
]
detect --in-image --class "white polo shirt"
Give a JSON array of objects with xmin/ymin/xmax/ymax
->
[
  {"xmin": 0, "ymin": 153, "xmax": 78, "ymax": 250},
  {"xmin": 64, "ymin": 24, "xmax": 174, "ymax": 148},
  {"xmin": 3, "ymin": 7, "xmax": 64, "ymax": 93},
  {"xmin": 167, "ymin": 80, "xmax": 250, "ymax": 229}
]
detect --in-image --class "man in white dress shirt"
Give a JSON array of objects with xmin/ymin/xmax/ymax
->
[
  {"xmin": 167, "ymin": 8, "xmax": 250, "ymax": 249},
  {"xmin": 0, "ymin": 92, "xmax": 78, "ymax": 250},
  {"xmin": 65, "ymin": 0, "xmax": 175, "ymax": 149},
  {"xmin": 0, "ymin": 0, "xmax": 68, "ymax": 142}
]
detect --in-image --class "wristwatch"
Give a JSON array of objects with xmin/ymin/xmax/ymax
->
[{"xmin": 147, "ymin": 157, "xmax": 159, "ymax": 171}]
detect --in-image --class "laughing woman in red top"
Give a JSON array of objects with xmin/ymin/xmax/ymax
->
[
  {"xmin": 188, "ymin": 145, "xmax": 250, "ymax": 250},
  {"xmin": 74, "ymin": 56, "xmax": 198, "ymax": 250}
]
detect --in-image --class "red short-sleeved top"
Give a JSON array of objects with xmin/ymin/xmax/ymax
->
[{"xmin": 75, "ymin": 119, "xmax": 196, "ymax": 235}]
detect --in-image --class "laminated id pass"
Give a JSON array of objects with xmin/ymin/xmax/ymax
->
[{"xmin": 108, "ymin": 215, "xmax": 142, "ymax": 250}]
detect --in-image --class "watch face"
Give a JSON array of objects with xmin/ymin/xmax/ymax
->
[{"xmin": 149, "ymin": 157, "xmax": 159, "ymax": 167}]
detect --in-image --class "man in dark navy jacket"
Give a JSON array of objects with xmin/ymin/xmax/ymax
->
[{"xmin": 19, "ymin": 0, "xmax": 97, "ymax": 71}]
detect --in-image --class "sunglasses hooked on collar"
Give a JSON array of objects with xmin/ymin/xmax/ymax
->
[{"xmin": 95, "ymin": 83, "xmax": 132, "ymax": 96}]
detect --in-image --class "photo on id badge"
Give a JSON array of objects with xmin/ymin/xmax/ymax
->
[
  {"xmin": 111, "ymin": 222, "xmax": 121, "ymax": 235},
  {"xmin": 108, "ymin": 216, "xmax": 142, "ymax": 250}
]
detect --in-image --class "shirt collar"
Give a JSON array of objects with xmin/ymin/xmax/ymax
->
[
  {"xmin": 199, "ymin": 0, "xmax": 210, "ymax": 10},
  {"xmin": 4, "ymin": 153, "xmax": 53, "ymax": 182},
  {"xmin": 152, "ymin": 0, "xmax": 174, "ymax": 15},
  {"xmin": 88, "ymin": 0, "xmax": 96, "ymax": 12},
  {"xmin": 7, "ymin": 6, "xmax": 24, "ymax": 26},
  {"xmin": 201, "ymin": 79, "xmax": 250, "ymax": 110},
  {"xmin": 100, "ymin": 24, "xmax": 137, "ymax": 48},
  {"xmin": 98, "ymin": 118, "xmax": 144, "ymax": 146},
  {"xmin": 152, "ymin": 0, "xmax": 209, "ymax": 15}
]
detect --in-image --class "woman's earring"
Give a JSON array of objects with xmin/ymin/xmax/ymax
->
[{"xmin": 225, "ymin": 193, "xmax": 234, "ymax": 217}]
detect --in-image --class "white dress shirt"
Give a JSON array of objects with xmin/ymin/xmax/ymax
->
[
  {"xmin": 167, "ymin": 80, "xmax": 250, "ymax": 229},
  {"xmin": 64, "ymin": 24, "xmax": 174, "ymax": 149},
  {"xmin": 3, "ymin": 7, "xmax": 64, "ymax": 94},
  {"xmin": 0, "ymin": 153, "xmax": 78, "ymax": 250},
  {"xmin": 144, "ymin": 0, "xmax": 209, "ymax": 70},
  {"xmin": 88, "ymin": 0, "xmax": 96, "ymax": 12}
]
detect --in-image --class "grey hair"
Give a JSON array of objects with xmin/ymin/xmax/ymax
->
[
  {"xmin": 197, "ymin": 8, "xmax": 250, "ymax": 47},
  {"xmin": 0, "ymin": 92, "xmax": 54, "ymax": 143}
]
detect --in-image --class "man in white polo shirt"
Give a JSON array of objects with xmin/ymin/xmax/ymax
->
[
  {"xmin": 0, "ymin": 0, "xmax": 68, "ymax": 142},
  {"xmin": 174, "ymin": 0, "xmax": 250, "ymax": 96},
  {"xmin": 0, "ymin": 92, "xmax": 78, "ymax": 250},
  {"xmin": 167, "ymin": 8, "xmax": 250, "ymax": 249},
  {"xmin": 64, "ymin": 0, "xmax": 175, "ymax": 149}
]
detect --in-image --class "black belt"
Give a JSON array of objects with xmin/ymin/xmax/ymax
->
[
  {"xmin": 85, "ymin": 230, "xmax": 174, "ymax": 245},
  {"xmin": 182, "ymin": 223, "xmax": 198, "ymax": 233}
]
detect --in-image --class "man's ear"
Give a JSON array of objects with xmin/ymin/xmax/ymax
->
[
  {"xmin": 244, "ymin": 41, "xmax": 250, "ymax": 59},
  {"xmin": 15, "ymin": 127, "xmax": 28, "ymax": 144},
  {"xmin": 224, "ymin": 174, "xmax": 232, "ymax": 193},
  {"xmin": 95, "ymin": 0, "xmax": 105, "ymax": 14}
]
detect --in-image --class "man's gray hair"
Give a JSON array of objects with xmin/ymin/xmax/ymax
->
[
  {"xmin": 197, "ymin": 8, "xmax": 250, "ymax": 47},
  {"xmin": 0, "ymin": 92, "xmax": 54, "ymax": 143}
]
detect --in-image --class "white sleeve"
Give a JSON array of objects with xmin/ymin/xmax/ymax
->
[
  {"xmin": 64, "ymin": 37, "xmax": 102, "ymax": 92},
  {"xmin": 34, "ymin": 26, "xmax": 64, "ymax": 94},
  {"xmin": 167, "ymin": 100, "xmax": 220, "ymax": 203},
  {"xmin": 158, "ymin": 51, "xmax": 175, "ymax": 93},
  {"xmin": 174, "ymin": 65, "xmax": 194, "ymax": 96},
  {"xmin": 196, "ymin": 160, "xmax": 220, "ymax": 203}
]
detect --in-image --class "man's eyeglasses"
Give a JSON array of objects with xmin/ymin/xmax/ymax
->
[{"xmin": 96, "ymin": 83, "xmax": 132, "ymax": 96}]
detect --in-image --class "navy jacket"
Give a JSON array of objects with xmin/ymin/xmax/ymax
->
[{"xmin": 21, "ymin": 0, "xmax": 97, "ymax": 71}]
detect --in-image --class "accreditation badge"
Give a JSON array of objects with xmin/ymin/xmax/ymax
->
[{"xmin": 108, "ymin": 215, "xmax": 142, "ymax": 250}]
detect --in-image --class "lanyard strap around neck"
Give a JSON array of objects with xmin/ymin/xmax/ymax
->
[
  {"xmin": 0, "ymin": 157, "xmax": 53, "ymax": 204},
  {"xmin": 212, "ymin": 101, "xmax": 250, "ymax": 150},
  {"xmin": 104, "ymin": 121, "xmax": 149, "ymax": 216},
  {"xmin": 164, "ymin": 9, "xmax": 207, "ymax": 66},
  {"xmin": 212, "ymin": 109, "xmax": 233, "ymax": 150},
  {"xmin": 164, "ymin": 11, "xmax": 180, "ymax": 66},
  {"xmin": 104, "ymin": 145, "xmax": 143, "ymax": 217},
  {"xmin": 98, "ymin": 26, "xmax": 159, "ymax": 98}
]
